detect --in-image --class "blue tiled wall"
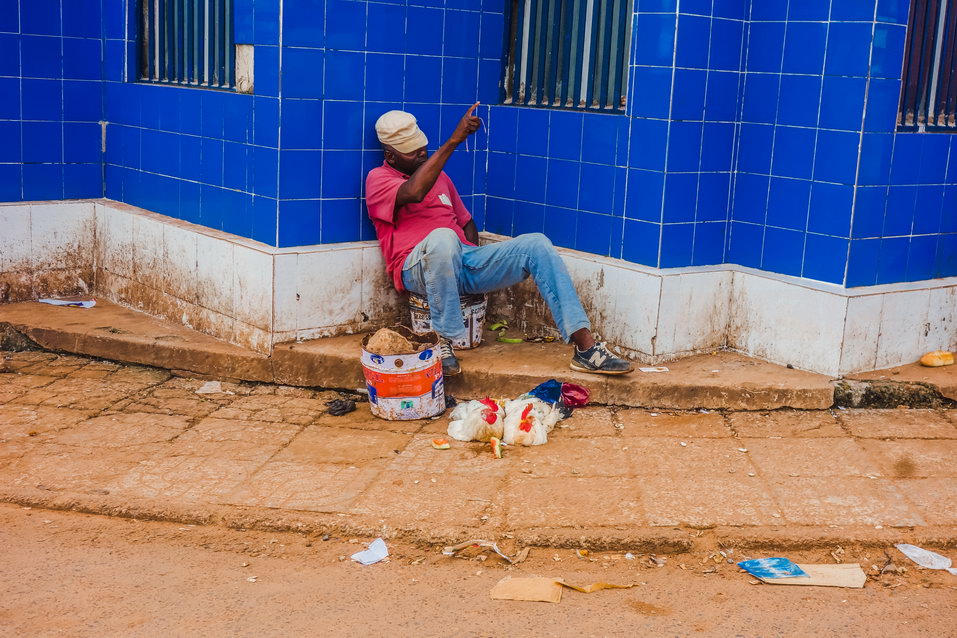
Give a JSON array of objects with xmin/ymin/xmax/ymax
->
[{"xmin": 0, "ymin": 0, "xmax": 103, "ymax": 201}]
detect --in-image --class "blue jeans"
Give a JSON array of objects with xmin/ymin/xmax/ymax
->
[{"xmin": 401, "ymin": 228, "xmax": 591, "ymax": 344}]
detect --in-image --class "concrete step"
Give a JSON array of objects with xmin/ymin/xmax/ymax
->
[{"xmin": 0, "ymin": 299, "xmax": 838, "ymax": 410}]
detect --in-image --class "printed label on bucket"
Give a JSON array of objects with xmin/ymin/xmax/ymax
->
[{"xmin": 362, "ymin": 360, "xmax": 442, "ymax": 399}]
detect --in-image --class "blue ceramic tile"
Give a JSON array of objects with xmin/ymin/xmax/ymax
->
[
  {"xmin": 543, "ymin": 206, "xmax": 577, "ymax": 250},
  {"xmin": 876, "ymin": 0, "xmax": 910, "ymax": 24},
  {"xmin": 782, "ymin": 22, "xmax": 827, "ymax": 75},
  {"xmin": 746, "ymin": 22, "xmax": 785, "ymax": 73},
  {"xmin": 512, "ymin": 200, "xmax": 545, "ymax": 235},
  {"xmin": 514, "ymin": 154, "xmax": 546, "ymax": 202},
  {"xmin": 21, "ymin": 0, "xmax": 60, "ymax": 36},
  {"xmin": 710, "ymin": 19, "xmax": 743, "ymax": 71},
  {"xmin": 279, "ymin": 99, "xmax": 322, "ymax": 150},
  {"xmin": 253, "ymin": 45, "xmax": 280, "ymax": 97},
  {"xmin": 731, "ymin": 173, "xmax": 769, "ymax": 223},
  {"xmin": 637, "ymin": 0, "xmax": 678, "ymax": 11},
  {"xmin": 941, "ymin": 187, "xmax": 957, "ymax": 232},
  {"xmin": 21, "ymin": 35, "xmax": 61, "ymax": 78},
  {"xmin": 676, "ymin": 15, "xmax": 711, "ymax": 69},
  {"xmin": 21, "ymin": 78, "xmax": 62, "ymax": 121},
  {"xmin": 0, "ymin": 121, "xmax": 20, "ymax": 162},
  {"xmin": 766, "ymin": 177, "xmax": 810, "ymax": 230},
  {"xmin": 936, "ymin": 234, "xmax": 957, "ymax": 278},
  {"xmin": 22, "ymin": 164, "xmax": 63, "ymax": 200},
  {"xmin": 697, "ymin": 172, "xmax": 731, "ymax": 221},
  {"xmin": 913, "ymin": 185, "xmax": 944, "ymax": 235},
  {"xmin": 63, "ymin": 163, "xmax": 102, "ymax": 199},
  {"xmin": 252, "ymin": 97, "xmax": 279, "ymax": 148},
  {"xmin": 832, "ymin": 0, "xmax": 876, "ymax": 21},
  {"xmin": 485, "ymin": 152, "xmax": 516, "ymax": 198},
  {"xmin": 102, "ymin": 39, "xmax": 126, "ymax": 82},
  {"xmin": 889, "ymin": 134, "xmax": 923, "ymax": 185},
  {"xmin": 883, "ymin": 185, "xmax": 917, "ymax": 235},
  {"xmin": 223, "ymin": 142, "xmax": 249, "ymax": 191},
  {"xmin": 741, "ymin": 73, "xmax": 780, "ymax": 124},
  {"xmin": 581, "ymin": 114, "xmax": 620, "ymax": 164},
  {"xmin": 777, "ymin": 75, "xmax": 822, "ymax": 127},
  {"xmin": 628, "ymin": 118, "xmax": 668, "ymax": 170},
  {"xmin": 693, "ymin": 221, "xmax": 727, "ymax": 265},
  {"xmin": 762, "ymin": 226, "xmax": 804, "ymax": 276},
  {"xmin": 814, "ymin": 130, "xmax": 859, "ymax": 184},
  {"xmin": 322, "ymin": 198, "xmax": 363, "ymax": 243},
  {"xmin": 625, "ymin": 169, "xmax": 664, "ymax": 222},
  {"xmin": 364, "ymin": 53, "xmax": 405, "ymax": 102},
  {"xmin": 737, "ymin": 123, "xmax": 774, "ymax": 174},
  {"xmin": 876, "ymin": 236, "xmax": 909, "ymax": 283},
  {"xmin": 0, "ymin": 77, "xmax": 20, "ymax": 120},
  {"xmin": 280, "ymin": 48, "xmax": 325, "ymax": 100},
  {"xmin": 701, "ymin": 123, "xmax": 734, "ymax": 171},
  {"xmin": 680, "ymin": 0, "xmax": 713, "ymax": 16},
  {"xmin": 366, "ymin": 3, "xmax": 407, "ymax": 54},
  {"xmin": 579, "ymin": 163, "xmax": 616, "ymax": 214},
  {"xmin": 0, "ymin": 2, "xmax": 18, "ymax": 33},
  {"xmin": 660, "ymin": 223, "xmax": 694, "ymax": 267},
  {"xmin": 0, "ymin": 165, "xmax": 22, "ymax": 201},
  {"xmin": 919, "ymin": 134, "xmax": 950, "ymax": 184},
  {"xmin": 103, "ymin": 0, "xmax": 128, "ymax": 40},
  {"xmin": 808, "ymin": 182, "xmax": 853, "ymax": 236},
  {"xmin": 62, "ymin": 37, "xmax": 100, "ymax": 80},
  {"xmin": 609, "ymin": 212, "xmax": 624, "ymax": 259},
  {"xmin": 179, "ymin": 134, "xmax": 202, "ymax": 179},
  {"xmin": 0, "ymin": 34, "xmax": 19, "ymax": 76},
  {"xmin": 63, "ymin": 122, "xmax": 100, "ymax": 163},
  {"xmin": 630, "ymin": 67, "xmax": 673, "ymax": 118},
  {"xmin": 858, "ymin": 132, "xmax": 894, "ymax": 185},
  {"xmin": 441, "ymin": 56, "xmax": 478, "ymax": 104},
  {"xmin": 789, "ymin": 0, "xmax": 831, "ymax": 20},
  {"xmin": 771, "ymin": 126, "xmax": 816, "ymax": 179},
  {"xmin": 846, "ymin": 238, "xmax": 879, "ymax": 286},
  {"xmin": 405, "ymin": 6, "xmax": 444, "ymax": 56},
  {"xmin": 484, "ymin": 196, "xmax": 514, "ymax": 235},
  {"xmin": 622, "ymin": 219, "xmax": 660, "ymax": 266},
  {"xmin": 325, "ymin": 0, "xmax": 366, "ymax": 50},
  {"xmin": 663, "ymin": 173, "xmax": 698, "ymax": 222},
  {"xmin": 713, "ymin": 0, "xmax": 745, "ymax": 20},
  {"xmin": 545, "ymin": 159, "xmax": 580, "ymax": 208},
  {"xmin": 803, "ymin": 234, "xmax": 848, "ymax": 284},
  {"xmin": 666, "ymin": 121, "xmax": 703, "ymax": 172},
  {"xmin": 870, "ymin": 23, "xmax": 906, "ymax": 79},
  {"xmin": 672, "ymin": 69, "xmax": 707, "ymax": 121},
  {"xmin": 825, "ymin": 23, "xmax": 873, "ymax": 77},
  {"xmin": 819, "ymin": 76, "xmax": 866, "ymax": 131},
  {"xmin": 548, "ymin": 111, "xmax": 584, "ymax": 161},
  {"xmin": 234, "ymin": 0, "xmax": 256, "ymax": 44},
  {"xmin": 477, "ymin": 58, "xmax": 500, "ymax": 104},
  {"xmin": 949, "ymin": 138, "xmax": 957, "ymax": 183},
  {"xmin": 517, "ymin": 108, "xmax": 549, "ymax": 157},
  {"xmin": 635, "ymin": 13, "xmax": 677, "ymax": 66},
  {"xmin": 905, "ymin": 235, "xmax": 937, "ymax": 281},
  {"xmin": 21, "ymin": 121, "xmax": 62, "ymax": 163},
  {"xmin": 277, "ymin": 149, "xmax": 319, "ymax": 198},
  {"xmin": 321, "ymin": 150, "xmax": 363, "ymax": 198},
  {"xmin": 705, "ymin": 71, "xmax": 739, "ymax": 122},
  {"xmin": 727, "ymin": 221, "xmax": 763, "ymax": 267},
  {"xmin": 479, "ymin": 12, "xmax": 505, "ymax": 59},
  {"xmin": 443, "ymin": 9, "xmax": 480, "ymax": 58},
  {"xmin": 278, "ymin": 199, "xmax": 321, "ymax": 247},
  {"xmin": 575, "ymin": 212, "xmax": 613, "ymax": 256},
  {"xmin": 283, "ymin": 0, "xmax": 325, "ymax": 47},
  {"xmin": 404, "ymin": 55, "xmax": 443, "ymax": 104},
  {"xmin": 852, "ymin": 186, "xmax": 888, "ymax": 238}
]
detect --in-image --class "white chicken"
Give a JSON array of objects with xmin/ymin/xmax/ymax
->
[
  {"xmin": 447, "ymin": 398, "xmax": 505, "ymax": 442},
  {"xmin": 501, "ymin": 397, "xmax": 563, "ymax": 446}
]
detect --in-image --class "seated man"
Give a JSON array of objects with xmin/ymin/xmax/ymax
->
[{"xmin": 365, "ymin": 103, "xmax": 632, "ymax": 378}]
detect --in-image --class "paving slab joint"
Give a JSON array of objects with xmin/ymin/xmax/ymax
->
[
  {"xmin": 833, "ymin": 379, "xmax": 956, "ymax": 409},
  {"xmin": 0, "ymin": 323, "xmax": 42, "ymax": 353}
]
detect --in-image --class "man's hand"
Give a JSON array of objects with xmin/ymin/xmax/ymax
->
[{"xmin": 450, "ymin": 102, "xmax": 482, "ymax": 144}]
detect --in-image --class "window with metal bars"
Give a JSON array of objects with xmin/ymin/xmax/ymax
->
[
  {"xmin": 898, "ymin": 0, "xmax": 956, "ymax": 131},
  {"xmin": 139, "ymin": 0, "xmax": 235, "ymax": 90},
  {"xmin": 503, "ymin": 0, "xmax": 632, "ymax": 112}
]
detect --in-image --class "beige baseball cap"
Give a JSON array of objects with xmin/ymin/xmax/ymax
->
[{"xmin": 375, "ymin": 110, "xmax": 428, "ymax": 154}]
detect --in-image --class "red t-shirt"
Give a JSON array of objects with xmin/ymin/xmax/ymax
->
[{"xmin": 365, "ymin": 161, "xmax": 474, "ymax": 291}]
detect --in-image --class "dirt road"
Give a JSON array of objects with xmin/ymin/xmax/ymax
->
[{"xmin": 0, "ymin": 504, "xmax": 953, "ymax": 638}]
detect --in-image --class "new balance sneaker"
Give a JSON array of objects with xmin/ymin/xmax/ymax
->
[
  {"xmin": 438, "ymin": 338, "xmax": 462, "ymax": 376},
  {"xmin": 570, "ymin": 342, "xmax": 633, "ymax": 375}
]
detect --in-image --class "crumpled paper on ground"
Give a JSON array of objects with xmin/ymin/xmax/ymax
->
[
  {"xmin": 351, "ymin": 538, "xmax": 389, "ymax": 565},
  {"xmin": 896, "ymin": 544, "xmax": 957, "ymax": 575},
  {"xmin": 443, "ymin": 539, "xmax": 529, "ymax": 564}
]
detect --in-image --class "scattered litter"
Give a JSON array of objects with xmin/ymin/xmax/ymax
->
[
  {"xmin": 39, "ymin": 298, "xmax": 96, "ymax": 309},
  {"xmin": 710, "ymin": 369, "xmax": 720, "ymax": 373},
  {"xmin": 895, "ymin": 544, "xmax": 957, "ymax": 575},
  {"xmin": 552, "ymin": 554, "xmax": 562, "ymax": 562},
  {"xmin": 443, "ymin": 539, "xmax": 529, "ymax": 564},
  {"xmin": 699, "ymin": 409, "xmax": 710, "ymax": 414},
  {"xmin": 490, "ymin": 436, "xmax": 504, "ymax": 458},
  {"xmin": 195, "ymin": 381, "xmax": 234, "ymax": 395},
  {"xmin": 638, "ymin": 366, "xmax": 669, "ymax": 373},
  {"xmin": 576, "ymin": 549, "xmax": 590, "ymax": 559},
  {"xmin": 625, "ymin": 553, "xmax": 635, "ymax": 560},
  {"xmin": 738, "ymin": 558, "xmax": 807, "ymax": 579},
  {"xmin": 489, "ymin": 577, "xmax": 636, "ymax": 603},
  {"xmin": 679, "ymin": 441, "xmax": 688, "ymax": 447},
  {"xmin": 445, "ymin": 394, "xmax": 458, "ymax": 409},
  {"xmin": 246, "ymin": 576, "xmax": 257, "ymax": 583},
  {"xmin": 647, "ymin": 555, "xmax": 667, "ymax": 568},
  {"xmin": 431, "ymin": 438, "xmax": 451, "ymax": 450},
  {"xmin": 919, "ymin": 350, "xmax": 954, "ymax": 367},
  {"xmin": 650, "ymin": 412, "xmax": 658, "ymax": 417},
  {"xmin": 326, "ymin": 398, "xmax": 356, "ymax": 416},
  {"xmin": 351, "ymin": 538, "xmax": 389, "ymax": 565},
  {"xmin": 737, "ymin": 447, "xmax": 748, "ymax": 453}
]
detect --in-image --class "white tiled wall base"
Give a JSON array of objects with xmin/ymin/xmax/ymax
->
[{"xmin": 1, "ymin": 201, "xmax": 954, "ymax": 375}]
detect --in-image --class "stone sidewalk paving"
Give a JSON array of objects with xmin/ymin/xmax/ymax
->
[{"xmin": 2, "ymin": 350, "xmax": 956, "ymax": 548}]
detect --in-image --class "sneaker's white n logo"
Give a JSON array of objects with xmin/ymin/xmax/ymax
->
[{"xmin": 588, "ymin": 350, "xmax": 608, "ymax": 367}]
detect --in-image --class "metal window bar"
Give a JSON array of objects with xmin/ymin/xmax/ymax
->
[
  {"xmin": 142, "ymin": 0, "xmax": 234, "ymax": 88},
  {"xmin": 504, "ymin": 0, "xmax": 632, "ymax": 112},
  {"xmin": 898, "ymin": 0, "xmax": 957, "ymax": 130}
]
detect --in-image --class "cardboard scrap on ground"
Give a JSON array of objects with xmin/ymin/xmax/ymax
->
[
  {"xmin": 638, "ymin": 366, "xmax": 669, "ymax": 373},
  {"xmin": 489, "ymin": 577, "xmax": 637, "ymax": 603},
  {"xmin": 755, "ymin": 563, "xmax": 867, "ymax": 589},
  {"xmin": 443, "ymin": 539, "xmax": 530, "ymax": 564}
]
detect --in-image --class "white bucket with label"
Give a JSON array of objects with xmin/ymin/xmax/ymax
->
[
  {"xmin": 360, "ymin": 327, "xmax": 445, "ymax": 421},
  {"xmin": 408, "ymin": 293, "xmax": 487, "ymax": 350}
]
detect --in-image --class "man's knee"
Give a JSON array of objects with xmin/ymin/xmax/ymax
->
[
  {"xmin": 422, "ymin": 227, "xmax": 462, "ymax": 260},
  {"xmin": 517, "ymin": 232, "xmax": 555, "ymax": 254}
]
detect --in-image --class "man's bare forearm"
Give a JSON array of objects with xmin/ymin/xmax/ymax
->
[
  {"xmin": 397, "ymin": 140, "xmax": 459, "ymax": 205},
  {"xmin": 463, "ymin": 220, "xmax": 479, "ymax": 244}
]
